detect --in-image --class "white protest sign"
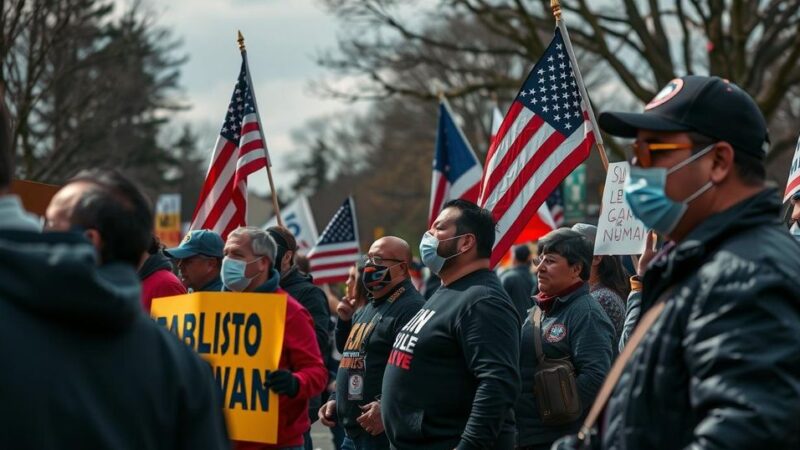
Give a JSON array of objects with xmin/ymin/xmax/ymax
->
[
  {"xmin": 263, "ymin": 195, "xmax": 319, "ymax": 250},
  {"xmin": 783, "ymin": 135, "xmax": 800, "ymax": 202},
  {"xmin": 594, "ymin": 162, "xmax": 648, "ymax": 255}
]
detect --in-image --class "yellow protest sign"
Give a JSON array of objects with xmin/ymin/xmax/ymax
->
[{"xmin": 151, "ymin": 292, "xmax": 287, "ymax": 444}]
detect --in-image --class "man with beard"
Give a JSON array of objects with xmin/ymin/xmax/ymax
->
[{"xmin": 381, "ymin": 200, "xmax": 521, "ymax": 450}]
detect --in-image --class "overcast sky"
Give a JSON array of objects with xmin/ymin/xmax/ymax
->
[{"xmin": 134, "ymin": 0, "xmax": 357, "ymax": 195}]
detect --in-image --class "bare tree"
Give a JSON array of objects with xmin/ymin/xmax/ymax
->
[
  {"xmin": 317, "ymin": 0, "xmax": 800, "ymax": 175},
  {"xmin": 1, "ymin": 0, "xmax": 201, "ymax": 193}
]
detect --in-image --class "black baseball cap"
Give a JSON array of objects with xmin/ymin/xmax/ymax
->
[{"xmin": 599, "ymin": 75, "xmax": 769, "ymax": 158}]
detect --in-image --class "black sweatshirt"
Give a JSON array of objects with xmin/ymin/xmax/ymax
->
[
  {"xmin": 382, "ymin": 269, "xmax": 521, "ymax": 450},
  {"xmin": 334, "ymin": 279, "xmax": 423, "ymax": 438}
]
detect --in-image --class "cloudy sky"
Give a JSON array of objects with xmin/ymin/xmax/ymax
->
[{"xmin": 134, "ymin": 0, "xmax": 357, "ymax": 194}]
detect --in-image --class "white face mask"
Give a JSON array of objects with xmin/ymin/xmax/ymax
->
[
  {"xmin": 418, "ymin": 232, "xmax": 468, "ymax": 275},
  {"xmin": 221, "ymin": 256, "xmax": 260, "ymax": 292}
]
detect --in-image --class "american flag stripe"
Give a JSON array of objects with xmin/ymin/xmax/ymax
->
[
  {"xmin": 308, "ymin": 197, "xmax": 360, "ymax": 285},
  {"xmin": 478, "ymin": 29, "xmax": 593, "ymax": 266},
  {"xmin": 189, "ymin": 56, "xmax": 268, "ymax": 239},
  {"xmin": 493, "ymin": 138, "xmax": 591, "ymax": 259}
]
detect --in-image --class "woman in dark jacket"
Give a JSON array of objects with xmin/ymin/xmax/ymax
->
[{"xmin": 516, "ymin": 228, "xmax": 615, "ymax": 450}]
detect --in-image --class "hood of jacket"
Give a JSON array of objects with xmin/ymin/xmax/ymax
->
[
  {"xmin": 0, "ymin": 230, "xmax": 142, "ymax": 334},
  {"xmin": 279, "ymin": 265, "xmax": 314, "ymax": 289},
  {"xmin": 138, "ymin": 251, "xmax": 173, "ymax": 280},
  {"xmin": 254, "ymin": 268, "xmax": 282, "ymax": 293}
]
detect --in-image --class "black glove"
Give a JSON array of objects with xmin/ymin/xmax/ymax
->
[
  {"xmin": 265, "ymin": 370, "xmax": 300, "ymax": 397},
  {"xmin": 551, "ymin": 431, "xmax": 599, "ymax": 450}
]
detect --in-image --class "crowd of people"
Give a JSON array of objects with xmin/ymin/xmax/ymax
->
[{"xmin": 1, "ymin": 75, "xmax": 800, "ymax": 450}]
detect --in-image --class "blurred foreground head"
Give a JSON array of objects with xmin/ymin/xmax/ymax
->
[{"xmin": 46, "ymin": 169, "xmax": 153, "ymax": 266}]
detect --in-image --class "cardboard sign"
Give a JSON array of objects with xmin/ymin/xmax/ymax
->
[
  {"xmin": 151, "ymin": 292, "xmax": 287, "ymax": 444},
  {"xmin": 594, "ymin": 162, "xmax": 648, "ymax": 255},
  {"xmin": 784, "ymin": 135, "xmax": 800, "ymax": 202},
  {"xmin": 10, "ymin": 179, "xmax": 60, "ymax": 216}
]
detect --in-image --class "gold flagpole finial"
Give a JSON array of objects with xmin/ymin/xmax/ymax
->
[
  {"xmin": 237, "ymin": 30, "xmax": 246, "ymax": 52},
  {"xmin": 551, "ymin": 0, "xmax": 562, "ymax": 22}
]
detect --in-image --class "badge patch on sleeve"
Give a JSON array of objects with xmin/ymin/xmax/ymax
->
[{"xmin": 546, "ymin": 323, "xmax": 567, "ymax": 343}]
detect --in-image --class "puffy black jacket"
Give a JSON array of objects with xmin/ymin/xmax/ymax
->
[
  {"xmin": 280, "ymin": 266, "xmax": 331, "ymax": 358},
  {"xmin": 0, "ymin": 230, "xmax": 229, "ymax": 449},
  {"xmin": 602, "ymin": 189, "xmax": 800, "ymax": 449}
]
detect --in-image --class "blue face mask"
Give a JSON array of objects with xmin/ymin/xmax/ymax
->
[
  {"xmin": 221, "ymin": 256, "xmax": 261, "ymax": 292},
  {"xmin": 790, "ymin": 222, "xmax": 800, "ymax": 243},
  {"xmin": 419, "ymin": 232, "xmax": 468, "ymax": 275},
  {"xmin": 624, "ymin": 144, "xmax": 715, "ymax": 235}
]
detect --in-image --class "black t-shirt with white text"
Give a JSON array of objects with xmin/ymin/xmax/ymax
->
[{"xmin": 381, "ymin": 269, "xmax": 521, "ymax": 450}]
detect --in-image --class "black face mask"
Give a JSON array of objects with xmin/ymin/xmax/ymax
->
[{"xmin": 362, "ymin": 263, "xmax": 392, "ymax": 294}]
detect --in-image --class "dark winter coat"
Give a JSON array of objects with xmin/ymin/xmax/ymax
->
[{"xmin": 602, "ymin": 188, "xmax": 800, "ymax": 449}]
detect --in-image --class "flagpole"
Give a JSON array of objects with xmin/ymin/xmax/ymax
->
[
  {"xmin": 237, "ymin": 31, "xmax": 285, "ymax": 228},
  {"xmin": 551, "ymin": 0, "xmax": 610, "ymax": 171}
]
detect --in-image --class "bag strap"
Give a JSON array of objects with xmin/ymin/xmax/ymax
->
[
  {"xmin": 577, "ymin": 290, "xmax": 671, "ymax": 441},
  {"xmin": 530, "ymin": 306, "xmax": 545, "ymax": 364}
]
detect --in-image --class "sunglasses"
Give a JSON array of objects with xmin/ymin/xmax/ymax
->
[{"xmin": 629, "ymin": 142, "xmax": 694, "ymax": 168}]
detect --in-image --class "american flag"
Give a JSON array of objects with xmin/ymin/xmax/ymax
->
[
  {"xmin": 546, "ymin": 186, "xmax": 565, "ymax": 227},
  {"xmin": 308, "ymin": 197, "xmax": 361, "ymax": 285},
  {"xmin": 478, "ymin": 29, "xmax": 594, "ymax": 266},
  {"xmin": 491, "ymin": 103, "xmax": 557, "ymax": 241},
  {"xmin": 429, "ymin": 99, "xmax": 482, "ymax": 227},
  {"xmin": 189, "ymin": 55, "xmax": 269, "ymax": 239}
]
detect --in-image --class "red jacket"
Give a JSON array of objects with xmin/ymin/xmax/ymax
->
[
  {"xmin": 141, "ymin": 268, "xmax": 186, "ymax": 312},
  {"xmin": 235, "ymin": 287, "xmax": 328, "ymax": 449}
]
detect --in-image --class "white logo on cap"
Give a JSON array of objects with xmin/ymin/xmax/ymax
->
[{"xmin": 645, "ymin": 79, "xmax": 684, "ymax": 110}]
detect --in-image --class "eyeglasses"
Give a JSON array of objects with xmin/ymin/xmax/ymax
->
[
  {"xmin": 362, "ymin": 255, "xmax": 403, "ymax": 266},
  {"xmin": 629, "ymin": 141, "xmax": 693, "ymax": 168}
]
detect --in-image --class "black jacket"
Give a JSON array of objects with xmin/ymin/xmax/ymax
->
[
  {"xmin": 334, "ymin": 279, "xmax": 423, "ymax": 438},
  {"xmin": 516, "ymin": 284, "xmax": 614, "ymax": 447},
  {"xmin": 280, "ymin": 266, "xmax": 331, "ymax": 358},
  {"xmin": 602, "ymin": 189, "xmax": 800, "ymax": 449},
  {"xmin": 500, "ymin": 265, "xmax": 535, "ymax": 321},
  {"xmin": 0, "ymin": 230, "xmax": 228, "ymax": 449}
]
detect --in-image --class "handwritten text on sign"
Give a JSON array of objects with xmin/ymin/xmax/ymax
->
[
  {"xmin": 595, "ymin": 162, "xmax": 648, "ymax": 255},
  {"xmin": 151, "ymin": 292, "xmax": 287, "ymax": 444}
]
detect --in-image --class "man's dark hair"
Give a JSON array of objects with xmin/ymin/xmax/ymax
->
[
  {"xmin": 0, "ymin": 101, "xmax": 13, "ymax": 189},
  {"xmin": 68, "ymin": 169, "xmax": 153, "ymax": 266},
  {"xmin": 442, "ymin": 199, "xmax": 495, "ymax": 259},
  {"xmin": 689, "ymin": 131, "xmax": 765, "ymax": 185},
  {"xmin": 537, "ymin": 228, "xmax": 593, "ymax": 281}
]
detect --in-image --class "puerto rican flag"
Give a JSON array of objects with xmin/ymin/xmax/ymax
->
[{"xmin": 428, "ymin": 98, "xmax": 482, "ymax": 226}]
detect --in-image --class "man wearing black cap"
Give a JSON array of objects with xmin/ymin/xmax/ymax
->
[
  {"xmin": 164, "ymin": 229, "xmax": 224, "ymax": 292},
  {"xmin": 556, "ymin": 75, "xmax": 800, "ymax": 449},
  {"xmin": 500, "ymin": 244, "xmax": 535, "ymax": 320}
]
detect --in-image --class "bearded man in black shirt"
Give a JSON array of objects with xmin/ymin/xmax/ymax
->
[{"xmin": 382, "ymin": 199, "xmax": 521, "ymax": 450}]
